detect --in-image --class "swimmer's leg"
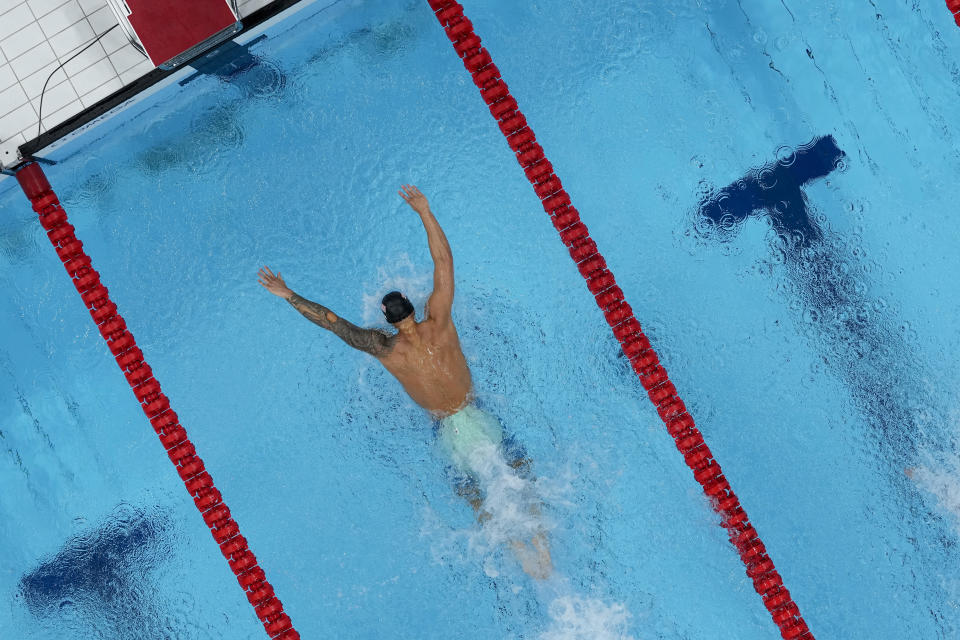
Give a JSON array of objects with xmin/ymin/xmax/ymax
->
[
  {"xmin": 505, "ymin": 453, "xmax": 553, "ymax": 579},
  {"xmin": 451, "ymin": 451, "xmax": 553, "ymax": 580},
  {"xmin": 454, "ymin": 475, "xmax": 492, "ymax": 523},
  {"xmin": 509, "ymin": 455, "xmax": 533, "ymax": 476},
  {"xmin": 510, "ymin": 536, "xmax": 552, "ymax": 580},
  {"xmin": 530, "ymin": 530, "xmax": 552, "ymax": 577},
  {"xmin": 455, "ymin": 481, "xmax": 548, "ymax": 577}
]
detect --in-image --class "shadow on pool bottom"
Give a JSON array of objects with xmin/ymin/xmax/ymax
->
[{"xmin": 15, "ymin": 503, "xmax": 190, "ymax": 639}]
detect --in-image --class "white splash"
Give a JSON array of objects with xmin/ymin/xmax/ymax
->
[
  {"xmin": 539, "ymin": 595, "xmax": 636, "ymax": 640},
  {"xmin": 421, "ymin": 438, "xmax": 639, "ymax": 638},
  {"xmin": 909, "ymin": 459, "xmax": 960, "ymax": 522},
  {"xmin": 460, "ymin": 441, "xmax": 551, "ymax": 553},
  {"xmin": 360, "ymin": 254, "xmax": 431, "ymax": 326}
]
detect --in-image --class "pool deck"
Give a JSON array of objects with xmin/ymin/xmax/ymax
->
[{"xmin": 0, "ymin": 0, "xmax": 274, "ymax": 168}]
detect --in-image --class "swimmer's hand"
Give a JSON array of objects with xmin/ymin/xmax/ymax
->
[
  {"xmin": 258, "ymin": 266, "xmax": 292, "ymax": 297},
  {"xmin": 399, "ymin": 184, "xmax": 431, "ymax": 215}
]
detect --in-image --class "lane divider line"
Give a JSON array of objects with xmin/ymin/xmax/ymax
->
[
  {"xmin": 14, "ymin": 162, "xmax": 300, "ymax": 640},
  {"xmin": 425, "ymin": 2, "xmax": 813, "ymax": 638}
]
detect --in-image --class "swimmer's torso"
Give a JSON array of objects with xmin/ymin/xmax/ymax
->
[{"xmin": 377, "ymin": 318, "xmax": 472, "ymax": 417}]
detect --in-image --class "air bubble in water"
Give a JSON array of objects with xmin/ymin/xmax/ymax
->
[
  {"xmin": 717, "ymin": 194, "xmax": 731, "ymax": 213},
  {"xmin": 758, "ymin": 168, "xmax": 777, "ymax": 189},
  {"xmin": 775, "ymin": 145, "xmax": 796, "ymax": 166}
]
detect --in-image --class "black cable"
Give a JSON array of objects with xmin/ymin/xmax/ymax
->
[{"xmin": 36, "ymin": 23, "xmax": 121, "ymax": 140}]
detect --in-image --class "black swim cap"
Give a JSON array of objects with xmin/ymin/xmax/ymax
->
[{"xmin": 381, "ymin": 291, "xmax": 415, "ymax": 324}]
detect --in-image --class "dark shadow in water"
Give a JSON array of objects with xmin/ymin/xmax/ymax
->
[
  {"xmin": 130, "ymin": 38, "xmax": 290, "ymax": 178},
  {"xmin": 696, "ymin": 135, "xmax": 844, "ymax": 248},
  {"xmin": 690, "ymin": 136, "xmax": 957, "ymax": 638},
  {"xmin": 16, "ymin": 503, "xmax": 180, "ymax": 639},
  {"xmin": 693, "ymin": 135, "xmax": 949, "ymax": 464},
  {"xmin": 180, "ymin": 37, "xmax": 284, "ymax": 93}
]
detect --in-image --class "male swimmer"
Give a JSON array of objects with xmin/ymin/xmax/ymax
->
[{"xmin": 257, "ymin": 184, "xmax": 552, "ymax": 580}]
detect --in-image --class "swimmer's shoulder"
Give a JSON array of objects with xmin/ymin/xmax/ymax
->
[
  {"xmin": 369, "ymin": 330, "xmax": 398, "ymax": 362},
  {"xmin": 419, "ymin": 314, "xmax": 459, "ymax": 339}
]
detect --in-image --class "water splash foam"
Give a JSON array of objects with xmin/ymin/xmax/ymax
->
[
  {"xmin": 460, "ymin": 441, "xmax": 550, "ymax": 551},
  {"xmin": 909, "ymin": 457, "xmax": 960, "ymax": 522},
  {"xmin": 422, "ymin": 435, "xmax": 638, "ymax": 638},
  {"xmin": 539, "ymin": 595, "xmax": 636, "ymax": 640},
  {"xmin": 360, "ymin": 253, "xmax": 431, "ymax": 326}
]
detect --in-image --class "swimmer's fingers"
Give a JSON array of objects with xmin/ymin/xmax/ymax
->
[
  {"xmin": 399, "ymin": 185, "xmax": 419, "ymax": 208},
  {"xmin": 259, "ymin": 266, "xmax": 284, "ymax": 282},
  {"xmin": 398, "ymin": 185, "xmax": 429, "ymax": 215},
  {"xmin": 398, "ymin": 184, "xmax": 422, "ymax": 199},
  {"xmin": 257, "ymin": 267, "xmax": 286, "ymax": 293}
]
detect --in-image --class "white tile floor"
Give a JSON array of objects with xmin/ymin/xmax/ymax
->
[{"xmin": 0, "ymin": 0, "xmax": 274, "ymax": 166}]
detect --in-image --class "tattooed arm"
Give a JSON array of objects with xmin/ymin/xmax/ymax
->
[
  {"xmin": 285, "ymin": 292, "xmax": 393, "ymax": 357},
  {"xmin": 257, "ymin": 267, "xmax": 392, "ymax": 357}
]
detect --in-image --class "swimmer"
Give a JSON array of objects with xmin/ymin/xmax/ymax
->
[{"xmin": 258, "ymin": 184, "xmax": 552, "ymax": 580}]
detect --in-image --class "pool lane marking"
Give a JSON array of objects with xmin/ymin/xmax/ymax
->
[
  {"xmin": 697, "ymin": 135, "xmax": 845, "ymax": 249},
  {"xmin": 13, "ymin": 162, "xmax": 300, "ymax": 640},
  {"xmin": 424, "ymin": 1, "xmax": 814, "ymax": 638}
]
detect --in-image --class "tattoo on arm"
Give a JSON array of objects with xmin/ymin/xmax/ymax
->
[{"xmin": 285, "ymin": 292, "xmax": 393, "ymax": 356}]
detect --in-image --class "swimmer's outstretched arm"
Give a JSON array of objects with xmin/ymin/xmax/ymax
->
[
  {"xmin": 257, "ymin": 266, "xmax": 392, "ymax": 357},
  {"xmin": 398, "ymin": 184, "xmax": 454, "ymax": 323},
  {"xmin": 285, "ymin": 292, "xmax": 393, "ymax": 356}
]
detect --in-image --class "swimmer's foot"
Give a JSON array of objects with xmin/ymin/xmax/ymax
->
[
  {"xmin": 510, "ymin": 532, "xmax": 553, "ymax": 580},
  {"xmin": 532, "ymin": 531, "xmax": 553, "ymax": 578}
]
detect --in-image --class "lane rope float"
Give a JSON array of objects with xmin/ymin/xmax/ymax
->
[
  {"xmin": 947, "ymin": 0, "xmax": 960, "ymax": 28},
  {"xmin": 425, "ymin": 2, "xmax": 814, "ymax": 638},
  {"xmin": 14, "ymin": 163, "xmax": 300, "ymax": 640}
]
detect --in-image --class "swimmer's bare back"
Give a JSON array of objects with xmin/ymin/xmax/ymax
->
[
  {"xmin": 375, "ymin": 317, "xmax": 472, "ymax": 417},
  {"xmin": 256, "ymin": 184, "xmax": 472, "ymax": 417}
]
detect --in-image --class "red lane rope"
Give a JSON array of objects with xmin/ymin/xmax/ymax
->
[
  {"xmin": 425, "ymin": 2, "xmax": 814, "ymax": 638},
  {"xmin": 947, "ymin": 0, "xmax": 960, "ymax": 28},
  {"xmin": 15, "ymin": 163, "xmax": 300, "ymax": 640}
]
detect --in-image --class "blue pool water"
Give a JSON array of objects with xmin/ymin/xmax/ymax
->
[{"xmin": 2, "ymin": 0, "xmax": 960, "ymax": 637}]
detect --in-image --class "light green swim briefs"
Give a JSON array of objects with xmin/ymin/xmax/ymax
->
[{"xmin": 437, "ymin": 404, "xmax": 504, "ymax": 477}]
